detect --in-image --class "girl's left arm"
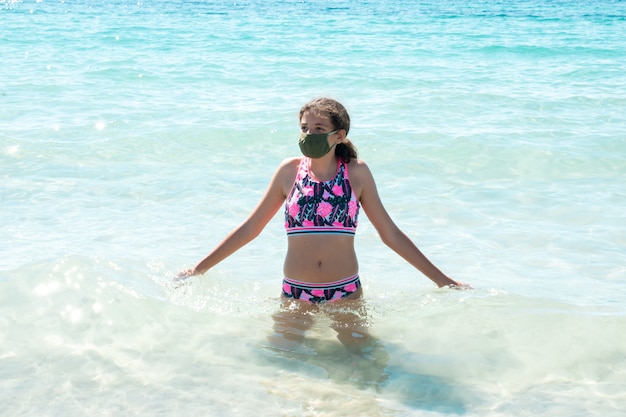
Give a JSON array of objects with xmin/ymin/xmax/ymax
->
[{"xmin": 355, "ymin": 161, "xmax": 466, "ymax": 288}]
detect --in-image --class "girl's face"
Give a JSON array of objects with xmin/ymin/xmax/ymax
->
[{"xmin": 300, "ymin": 111, "xmax": 339, "ymax": 149}]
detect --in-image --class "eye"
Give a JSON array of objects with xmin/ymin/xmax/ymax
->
[{"xmin": 300, "ymin": 125, "xmax": 307, "ymax": 132}]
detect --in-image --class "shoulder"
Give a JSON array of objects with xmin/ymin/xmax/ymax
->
[
  {"xmin": 276, "ymin": 157, "xmax": 301, "ymax": 175},
  {"xmin": 280, "ymin": 156, "xmax": 302, "ymax": 167},
  {"xmin": 346, "ymin": 158, "xmax": 374, "ymax": 180},
  {"xmin": 345, "ymin": 159, "xmax": 376, "ymax": 196},
  {"xmin": 271, "ymin": 157, "xmax": 301, "ymax": 189}
]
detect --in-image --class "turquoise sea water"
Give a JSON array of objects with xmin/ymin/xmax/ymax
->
[{"xmin": 2, "ymin": 0, "xmax": 625, "ymax": 415}]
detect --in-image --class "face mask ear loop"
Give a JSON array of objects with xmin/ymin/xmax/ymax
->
[{"xmin": 325, "ymin": 129, "xmax": 339, "ymax": 148}]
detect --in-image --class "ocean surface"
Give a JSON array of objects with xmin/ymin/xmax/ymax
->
[{"xmin": 2, "ymin": 0, "xmax": 625, "ymax": 415}]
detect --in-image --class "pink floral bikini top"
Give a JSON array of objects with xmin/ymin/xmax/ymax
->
[{"xmin": 285, "ymin": 157, "xmax": 360, "ymax": 236}]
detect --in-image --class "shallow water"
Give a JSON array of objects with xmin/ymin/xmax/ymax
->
[{"xmin": 2, "ymin": 0, "xmax": 626, "ymax": 415}]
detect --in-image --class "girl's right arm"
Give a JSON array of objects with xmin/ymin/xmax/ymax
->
[{"xmin": 177, "ymin": 158, "xmax": 297, "ymax": 279}]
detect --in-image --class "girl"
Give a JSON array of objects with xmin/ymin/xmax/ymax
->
[{"xmin": 179, "ymin": 97, "xmax": 466, "ymax": 345}]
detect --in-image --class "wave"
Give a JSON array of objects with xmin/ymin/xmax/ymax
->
[{"xmin": 2, "ymin": 256, "xmax": 625, "ymax": 416}]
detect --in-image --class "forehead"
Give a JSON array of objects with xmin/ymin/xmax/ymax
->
[{"xmin": 300, "ymin": 110, "xmax": 331, "ymax": 124}]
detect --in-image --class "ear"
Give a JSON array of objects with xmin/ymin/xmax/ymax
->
[{"xmin": 336, "ymin": 129, "xmax": 347, "ymax": 143}]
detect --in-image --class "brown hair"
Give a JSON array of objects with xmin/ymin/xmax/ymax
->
[{"xmin": 299, "ymin": 97, "xmax": 358, "ymax": 163}]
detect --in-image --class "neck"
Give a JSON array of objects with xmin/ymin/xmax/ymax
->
[{"xmin": 307, "ymin": 154, "xmax": 339, "ymax": 182}]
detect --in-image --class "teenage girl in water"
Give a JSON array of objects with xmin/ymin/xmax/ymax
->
[{"xmin": 178, "ymin": 97, "xmax": 467, "ymax": 345}]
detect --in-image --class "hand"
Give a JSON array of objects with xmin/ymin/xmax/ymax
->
[
  {"xmin": 434, "ymin": 273, "xmax": 470, "ymax": 290},
  {"xmin": 174, "ymin": 268, "xmax": 196, "ymax": 282},
  {"xmin": 446, "ymin": 281, "xmax": 472, "ymax": 290}
]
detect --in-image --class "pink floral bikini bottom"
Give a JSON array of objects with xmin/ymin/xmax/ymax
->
[{"xmin": 282, "ymin": 274, "xmax": 361, "ymax": 304}]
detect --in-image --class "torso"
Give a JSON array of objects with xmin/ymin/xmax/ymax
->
[{"xmin": 282, "ymin": 157, "xmax": 362, "ymax": 283}]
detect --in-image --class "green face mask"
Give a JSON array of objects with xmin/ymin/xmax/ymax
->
[{"xmin": 298, "ymin": 130, "xmax": 338, "ymax": 159}]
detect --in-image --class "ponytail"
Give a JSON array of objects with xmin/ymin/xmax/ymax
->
[{"xmin": 336, "ymin": 139, "xmax": 358, "ymax": 163}]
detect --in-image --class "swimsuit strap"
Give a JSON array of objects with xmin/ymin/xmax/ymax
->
[{"xmin": 295, "ymin": 156, "xmax": 308, "ymax": 182}]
